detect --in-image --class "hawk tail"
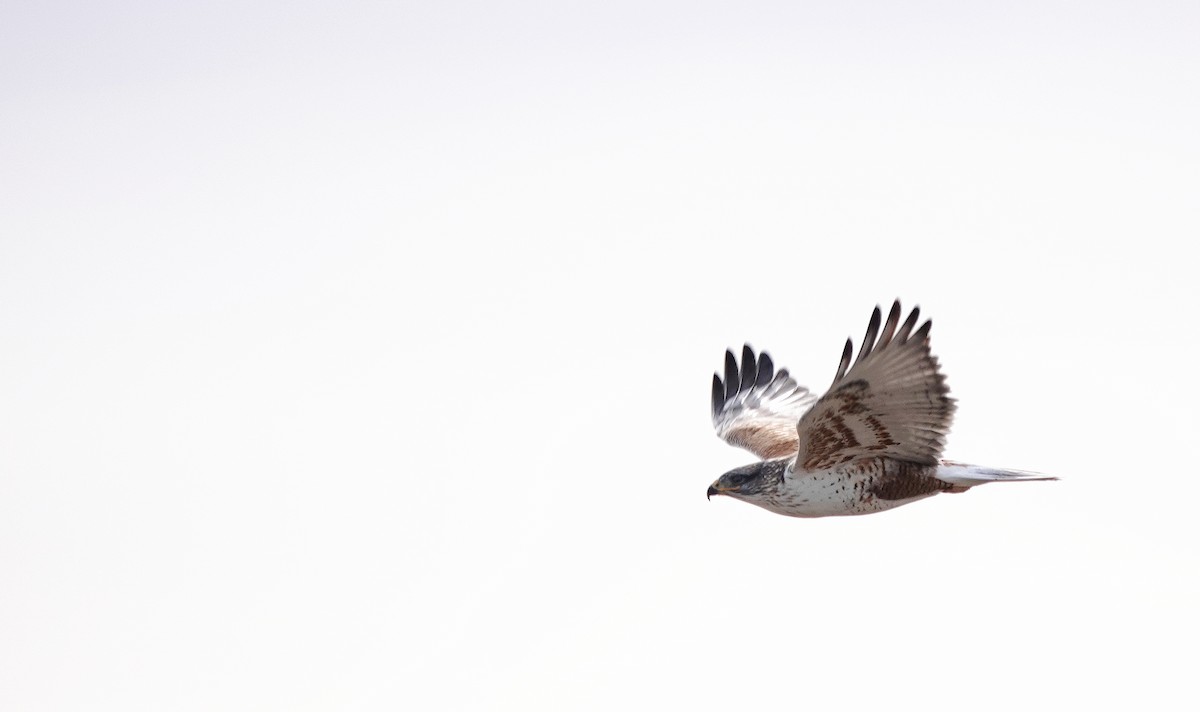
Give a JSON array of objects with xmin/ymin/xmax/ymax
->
[{"xmin": 935, "ymin": 461, "xmax": 1057, "ymax": 492}]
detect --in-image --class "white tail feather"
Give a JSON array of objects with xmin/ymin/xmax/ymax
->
[{"xmin": 935, "ymin": 460, "xmax": 1057, "ymax": 489}]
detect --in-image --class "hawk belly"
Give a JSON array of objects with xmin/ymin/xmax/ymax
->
[{"xmin": 759, "ymin": 459, "xmax": 950, "ymax": 518}]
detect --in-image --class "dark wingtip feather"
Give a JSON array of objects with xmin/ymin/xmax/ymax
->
[
  {"xmin": 834, "ymin": 337, "xmax": 853, "ymax": 383},
  {"xmin": 879, "ymin": 300, "xmax": 902, "ymax": 346},
  {"xmin": 896, "ymin": 305, "xmax": 921, "ymax": 342},
  {"xmin": 724, "ymin": 350, "xmax": 739, "ymax": 401},
  {"xmin": 739, "ymin": 344, "xmax": 756, "ymax": 394},
  {"xmin": 855, "ymin": 306, "xmax": 883, "ymax": 365},
  {"xmin": 712, "ymin": 373, "xmax": 724, "ymax": 418},
  {"xmin": 914, "ymin": 318, "xmax": 933, "ymax": 342},
  {"xmin": 756, "ymin": 352, "xmax": 774, "ymax": 387}
]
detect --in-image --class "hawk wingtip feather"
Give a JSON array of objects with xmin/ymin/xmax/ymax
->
[
  {"xmin": 756, "ymin": 351, "xmax": 774, "ymax": 387},
  {"xmin": 834, "ymin": 338, "xmax": 853, "ymax": 383},
  {"xmin": 897, "ymin": 306, "xmax": 921, "ymax": 342},
  {"xmin": 740, "ymin": 344, "xmax": 756, "ymax": 394},
  {"xmin": 856, "ymin": 305, "xmax": 883, "ymax": 365},
  {"xmin": 724, "ymin": 350, "xmax": 739, "ymax": 401},
  {"xmin": 879, "ymin": 300, "xmax": 902, "ymax": 346}
]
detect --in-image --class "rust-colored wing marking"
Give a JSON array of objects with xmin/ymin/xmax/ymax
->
[
  {"xmin": 712, "ymin": 345, "xmax": 817, "ymax": 460},
  {"xmin": 870, "ymin": 463, "xmax": 956, "ymax": 500},
  {"xmin": 793, "ymin": 301, "xmax": 956, "ymax": 472}
]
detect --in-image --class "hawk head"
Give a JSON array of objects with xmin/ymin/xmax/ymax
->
[{"xmin": 707, "ymin": 460, "xmax": 787, "ymax": 502}]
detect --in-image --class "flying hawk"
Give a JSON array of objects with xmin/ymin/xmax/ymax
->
[{"xmin": 708, "ymin": 300, "xmax": 1053, "ymax": 517}]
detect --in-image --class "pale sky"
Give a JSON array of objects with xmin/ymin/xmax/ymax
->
[{"xmin": 3, "ymin": 2, "xmax": 1199, "ymax": 710}]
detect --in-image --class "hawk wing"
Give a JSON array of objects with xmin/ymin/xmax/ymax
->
[
  {"xmin": 792, "ymin": 301, "xmax": 956, "ymax": 472},
  {"xmin": 712, "ymin": 345, "xmax": 817, "ymax": 460}
]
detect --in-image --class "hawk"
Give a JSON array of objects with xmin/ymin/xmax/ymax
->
[{"xmin": 708, "ymin": 300, "xmax": 1053, "ymax": 517}]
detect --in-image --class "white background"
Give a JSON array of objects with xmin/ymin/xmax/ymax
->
[{"xmin": 3, "ymin": 2, "xmax": 1198, "ymax": 710}]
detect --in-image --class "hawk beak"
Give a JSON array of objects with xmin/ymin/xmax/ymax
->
[{"xmin": 707, "ymin": 485, "xmax": 720, "ymax": 500}]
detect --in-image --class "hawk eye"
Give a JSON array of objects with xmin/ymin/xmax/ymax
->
[{"xmin": 729, "ymin": 473, "xmax": 752, "ymax": 486}]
